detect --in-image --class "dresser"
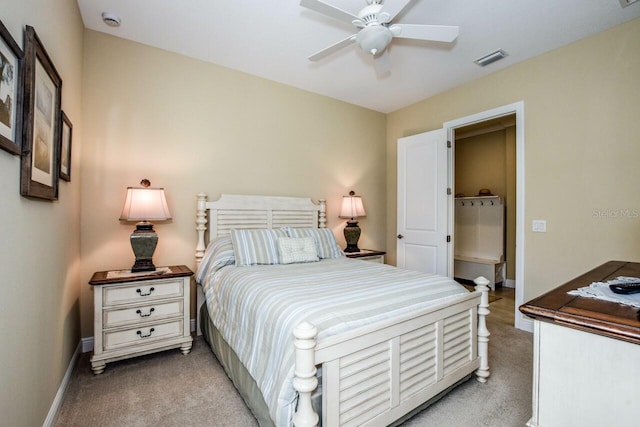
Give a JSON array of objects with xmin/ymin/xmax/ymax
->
[
  {"xmin": 89, "ymin": 265, "xmax": 193, "ymax": 374},
  {"xmin": 520, "ymin": 261, "xmax": 640, "ymax": 427}
]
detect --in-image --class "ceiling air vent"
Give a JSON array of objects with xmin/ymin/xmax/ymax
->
[
  {"xmin": 619, "ymin": 0, "xmax": 639, "ymax": 8},
  {"xmin": 474, "ymin": 49, "xmax": 508, "ymax": 67}
]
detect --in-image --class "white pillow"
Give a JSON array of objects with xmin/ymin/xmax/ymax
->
[
  {"xmin": 231, "ymin": 228, "xmax": 287, "ymax": 266},
  {"xmin": 278, "ymin": 237, "xmax": 319, "ymax": 264},
  {"xmin": 284, "ymin": 227, "xmax": 344, "ymax": 259}
]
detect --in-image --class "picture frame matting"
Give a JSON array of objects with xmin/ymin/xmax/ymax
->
[
  {"xmin": 20, "ymin": 25, "xmax": 62, "ymax": 200},
  {"xmin": 0, "ymin": 19, "xmax": 24, "ymax": 155}
]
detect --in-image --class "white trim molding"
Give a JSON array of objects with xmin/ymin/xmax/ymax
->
[
  {"xmin": 43, "ymin": 341, "xmax": 81, "ymax": 427},
  {"xmin": 444, "ymin": 101, "xmax": 531, "ymax": 332}
]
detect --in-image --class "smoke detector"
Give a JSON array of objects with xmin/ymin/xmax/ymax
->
[{"xmin": 101, "ymin": 12, "xmax": 121, "ymax": 27}]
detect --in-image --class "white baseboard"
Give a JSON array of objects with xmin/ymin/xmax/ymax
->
[
  {"xmin": 505, "ymin": 279, "xmax": 516, "ymax": 288},
  {"xmin": 516, "ymin": 312, "xmax": 534, "ymax": 333},
  {"xmin": 82, "ymin": 336, "xmax": 94, "ymax": 353},
  {"xmin": 191, "ymin": 318, "xmax": 196, "ymax": 333},
  {"xmin": 43, "ymin": 341, "xmax": 81, "ymax": 427}
]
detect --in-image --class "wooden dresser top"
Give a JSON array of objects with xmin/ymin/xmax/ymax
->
[{"xmin": 520, "ymin": 261, "xmax": 640, "ymax": 344}]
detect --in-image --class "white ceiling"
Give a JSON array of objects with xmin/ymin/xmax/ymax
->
[{"xmin": 76, "ymin": 0, "xmax": 640, "ymax": 113}]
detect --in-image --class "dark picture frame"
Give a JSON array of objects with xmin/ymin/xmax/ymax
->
[
  {"xmin": 21, "ymin": 25, "xmax": 62, "ymax": 200},
  {"xmin": 59, "ymin": 111, "xmax": 72, "ymax": 182},
  {"xmin": 0, "ymin": 19, "xmax": 24, "ymax": 155}
]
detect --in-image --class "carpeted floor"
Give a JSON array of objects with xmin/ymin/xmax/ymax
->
[{"xmin": 55, "ymin": 297, "xmax": 532, "ymax": 426}]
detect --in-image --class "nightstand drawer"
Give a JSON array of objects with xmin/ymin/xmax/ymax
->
[
  {"xmin": 102, "ymin": 279, "xmax": 183, "ymax": 306},
  {"xmin": 103, "ymin": 319, "xmax": 184, "ymax": 351},
  {"xmin": 103, "ymin": 300, "xmax": 184, "ymax": 328}
]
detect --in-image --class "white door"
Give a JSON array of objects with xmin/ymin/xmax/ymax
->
[{"xmin": 397, "ymin": 129, "xmax": 449, "ymax": 276}]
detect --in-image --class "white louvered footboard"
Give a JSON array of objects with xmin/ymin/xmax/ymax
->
[{"xmin": 293, "ymin": 277, "xmax": 490, "ymax": 427}]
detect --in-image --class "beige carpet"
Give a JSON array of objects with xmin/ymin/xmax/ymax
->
[{"xmin": 55, "ymin": 310, "xmax": 532, "ymax": 426}]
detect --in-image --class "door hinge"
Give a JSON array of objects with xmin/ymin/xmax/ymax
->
[
  {"xmin": 446, "ymin": 235, "xmax": 451, "ymax": 243},
  {"xmin": 447, "ymin": 187, "xmax": 452, "ymax": 195},
  {"xmin": 447, "ymin": 140, "xmax": 452, "ymax": 148}
]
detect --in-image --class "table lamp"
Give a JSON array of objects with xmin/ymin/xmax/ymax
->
[
  {"xmin": 119, "ymin": 179, "xmax": 172, "ymax": 272},
  {"xmin": 339, "ymin": 191, "xmax": 366, "ymax": 253}
]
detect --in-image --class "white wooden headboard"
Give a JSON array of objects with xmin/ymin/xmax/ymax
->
[{"xmin": 195, "ymin": 193, "xmax": 326, "ymax": 268}]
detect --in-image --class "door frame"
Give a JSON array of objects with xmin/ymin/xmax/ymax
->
[{"xmin": 444, "ymin": 101, "xmax": 532, "ymax": 332}]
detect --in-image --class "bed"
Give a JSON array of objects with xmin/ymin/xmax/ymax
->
[{"xmin": 195, "ymin": 193, "xmax": 490, "ymax": 427}]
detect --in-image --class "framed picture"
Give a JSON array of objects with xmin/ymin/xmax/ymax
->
[
  {"xmin": 0, "ymin": 19, "xmax": 24, "ymax": 155},
  {"xmin": 59, "ymin": 111, "xmax": 72, "ymax": 181},
  {"xmin": 21, "ymin": 25, "xmax": 62, "ymax": 200}
]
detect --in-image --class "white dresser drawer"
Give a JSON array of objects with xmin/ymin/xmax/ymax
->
[
  {"xmin": 103, "ymin": 300, "xmax": 183, "ymax": 328},
  {"xmin": 102, "ymin": 278, "xmax": 183, "ymax": 306},
  {"xmin": 103, "ymin": 319, "xmax": 184, "ymax": 351}
]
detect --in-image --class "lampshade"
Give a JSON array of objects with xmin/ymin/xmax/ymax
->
[
  {"xmin": 120, "ymin": 187, "xmax": 172, "ymax": 221},
  {"xmin": 339, "ymin": 192, "xmax": 366, "ymax": 220},
  {"xmin": 120, "ymin": 179, "xmax": 171, "ymax": 272}
]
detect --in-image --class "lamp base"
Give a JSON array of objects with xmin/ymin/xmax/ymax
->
[
  {"xmin": 130, "ymin": 222, "xmax": 158, "ymax": 272},
  {"xmin": 343, "ymin": 221, "xmax": 361, "ymax": 253}
]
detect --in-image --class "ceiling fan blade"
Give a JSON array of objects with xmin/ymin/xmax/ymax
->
[
  {"xmin": 391, "ymin": 24, "xmax": 459, "ymax": 43},
  {"xmin": 373, "ymin": 49, "xmax": 392, "ymax": 76},
  {"xmin": 380, "ymin": 0, "xmax": 414, "ymax": 22},
  {"xmin": 308, "ymin": 35, "xmax": 357, "ymax": 61},
  {"xmin": 300, "ymin": 0, "xmax": 359, "ymax": 25}
]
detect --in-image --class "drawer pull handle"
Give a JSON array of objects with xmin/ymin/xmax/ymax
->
[
  {"xmin": 136, "ymin": 308, "xmax": 155, "ymax": 318},
  {"xmin": 136, "ymin": 328, "xmax": 155, "ymax": 338},
  {"xmin": 136, "ymin": 287, "xmax": 155, "ymax": 297}
]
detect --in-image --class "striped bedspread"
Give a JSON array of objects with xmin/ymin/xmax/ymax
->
[{"xmin": 202, "ymin": 258, "xmax": 469, "ymax": 426}]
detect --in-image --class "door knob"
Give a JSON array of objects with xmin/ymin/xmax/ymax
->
[{"xmin": 397, "ymin": 234, "xmax": 404, "ymax": 239}]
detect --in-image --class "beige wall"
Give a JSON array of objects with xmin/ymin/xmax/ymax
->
[
  {"xmin": 80, "ymin": 31, "xmax": 387, "ymax": 338},
  {"xmin": 387, "ymin": 17, "xmax": 640, "ymax": 302},
  {"xmin": 0, "ymin": 0, "xmax": 84, "ymax": 425}
]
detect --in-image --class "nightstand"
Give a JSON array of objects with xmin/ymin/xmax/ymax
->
[
  {"xmin": 345, "ymin": 249, "xmax": 386, "ymax": 263},
  {"xmin": 89, "ymin": 265, "xmax": 193, "ymax": 374}
]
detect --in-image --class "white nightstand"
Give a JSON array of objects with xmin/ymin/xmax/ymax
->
[
  {"xmin": 89, "ymin": 265, "xmax": 193, "ymax": 374},
  {"xmin": 345, "ymin": 249, "xmax": 386, "ymax": 263}
]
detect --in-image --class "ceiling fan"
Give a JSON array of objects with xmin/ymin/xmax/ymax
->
[{"xmin": 300, "ymin": 0, "xmax": 459, "ymax": 75}]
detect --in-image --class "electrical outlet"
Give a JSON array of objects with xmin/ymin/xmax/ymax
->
[{"xmin": 532, "ymin": 220, "xmax": 546, "ymax": 232}]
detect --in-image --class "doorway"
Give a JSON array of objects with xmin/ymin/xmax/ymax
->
[
  {"xmin": 453, "ymin": 114, "xmax": 516, "ymax": 324},
  {"xmin": 444, "ymin": 102, "xmax": 530, "ymax": 332}
]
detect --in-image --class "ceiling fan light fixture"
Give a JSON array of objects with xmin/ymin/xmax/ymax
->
[
  {"xmin": 474, "ymin": 49, "xmax": 508, "ymax": 67},
  {"xmin": 619, "ymin": 0, "xmax": 639, "ymax": 8},
  {"xmin": 356, "ymin": 25, "xmax": 393, "ymax": 55}
]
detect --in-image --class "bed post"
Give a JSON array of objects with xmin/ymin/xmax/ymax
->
[
  {"xmin": 292, "ymin": 322, "xmax": 319, "ymax": 427},
  {"xmin": 474, "ymin": 276, "xmax": 491, "ymax": 383},
  {"xmin": 318, "ymin": 199, "xmax": 326, "ymax": 228},
  {"xmin": 195, "ymin": 193, "xmax": 208, "ymax": 268}
]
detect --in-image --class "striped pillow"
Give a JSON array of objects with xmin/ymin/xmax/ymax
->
[
  {"xmin": 278, "ymin": 237, "xmax": 319, "ymax": 264},
  {"xmin": 231, "ymin": 228, "xmax": 288, "ymax": 266},
  {"xmin": 284, "ymin": 227, "xmax": 344, "ymax": 259},
  {"xmin": 195, "ymin": 236, "xmax": 235, "ymax": 283}
]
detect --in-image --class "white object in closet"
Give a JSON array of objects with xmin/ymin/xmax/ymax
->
[{"xmin": 454, "ymin": 196, "xmax": 505, "ymax": 290}]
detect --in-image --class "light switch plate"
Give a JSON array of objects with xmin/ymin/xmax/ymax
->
[{"xmin": 532, "ymin": 220, "xmax": 546, "ymax": 232}]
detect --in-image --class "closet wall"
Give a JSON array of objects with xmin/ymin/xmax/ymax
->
[{"xmin": 455, "ymin": 125, "xmax": 516, "ymax": 282}]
